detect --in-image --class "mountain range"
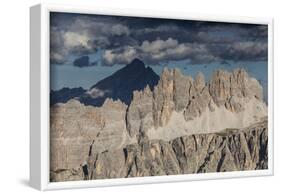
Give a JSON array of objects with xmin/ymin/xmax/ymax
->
[{"xmin": 50, "ymin": 58, "xmax": 268, "ymax": 182}]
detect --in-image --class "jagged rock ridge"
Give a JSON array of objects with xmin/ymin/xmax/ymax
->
[
  {"xmin": 50, "ymin": 118, "xmax": 268, "ymax": 182},
  {"xmin": 126, "ymin": 67, "xmax": 266, "ymax": 138}
]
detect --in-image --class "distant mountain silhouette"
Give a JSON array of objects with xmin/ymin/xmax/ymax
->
[
  {"xmin": 50, "ymin": 87, "xmax": 86, "ymax": 106},
  {"xmin": 79, "ymin": 58, "xmax": 160, "ymax": 106},
  {"xmin": 50, "ymin": 58, "xmax": 160, "ymax": 107}
]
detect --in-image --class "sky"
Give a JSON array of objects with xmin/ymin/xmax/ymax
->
[{"xmin": 50, "ymin": 12, "xmax": 268, "ymax": 101}]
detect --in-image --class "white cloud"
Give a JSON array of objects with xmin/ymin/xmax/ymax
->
[
  {"xmin": 63, "ymin": 31, "xmax": 91, "ymax": 49},
  {"xmin": 140, "ymin": 38, "xmax": 178, "ymax": 54},
  {"xmin": 101, "ymin": 38, "xmax": 218, "ymax": 65},
  {"xmin": 103, "ymin": 46, "xmax": 137, "ymax": 65},
  {"xmin": 86, "ymin": 88, "xmax": 110, "ymax": 98},
  {"xmin": 50, "ymin": 52, "xmax": 66, "ymax": 64}
]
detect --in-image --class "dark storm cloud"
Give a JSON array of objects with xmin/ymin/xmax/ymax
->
[
  {"xmin": 50, "ymin": 13, "xmax": 134, "ymax": 64},
  {"xmin": 209, "ymin": 41, "xmax": 268, "ymax": 62},
  {"xmin": 73, "ymin": 56, "xmax": 99, "ymax": 68},
  {"xmin": 73, "ymin": 56, "xmax": 90, "ymax": 67},
  {"xmin": 50, "ymin": 12, "xmax": 268, "ymax": 66}
]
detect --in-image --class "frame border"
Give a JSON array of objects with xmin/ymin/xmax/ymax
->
[{"xmin": 30, "ymin": 3, "xmax": 274, "ymax": 191}]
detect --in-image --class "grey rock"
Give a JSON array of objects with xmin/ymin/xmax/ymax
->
[
  {"xmin": 209, "ymin": 70, "xmax": 232, "ymax": 106},
  {"xmin": 173, "ymin": 68, "xmax": 193, "ymax": 112},
  {"xmin": 209, "ymin": 68, "xmax": 263, "ymax": 111},
  {"xmin": 50, "ymin": 119, "xmax": 268, "ymax": 182},
  {"xmin": 126, "ymin": 86, "xmax": 154, "ymax": 137},
  {"xmin": 184, "ymin": 86, "xmax": 211, "ymax": 121},
  {"xmin": 126, "ymin": 68, "xmax": 265, "ymax": 131},
  {"xmin": 194, "ymin": 72, "xmax": 205, "ymax": 92},
  {"xmin": 50, "ymin": 99, "xmax": 128, "ymax": 171},
  {"xmin": 152, "ymin": 68, "xmax": 175, "ymax": 128}
]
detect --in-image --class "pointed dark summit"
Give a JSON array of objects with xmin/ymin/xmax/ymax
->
[
  {"xmin": 78, "ymin": 59, "xmax": 160, "ymax": 106},
  {"xmin": 112, "ymin": 58, "xmax": 146, "ymax": 78},
  {"xmin": 128, "ymin": 58, "xmax": 145, "ymax": 67}
]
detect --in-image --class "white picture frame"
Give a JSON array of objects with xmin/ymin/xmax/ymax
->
[{"xmin": 30, "ymin": 3, "xmax": 274, "ymax": 191}]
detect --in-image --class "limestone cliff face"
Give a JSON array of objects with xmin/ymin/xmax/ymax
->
[
  {"xmin": 50, "ymin": 98, "xmax": 129, "ymax": 170},
  {"xmin": 209, "ymin": 69, "xmax": 263, "ymax": 112},
  {"xmin": 50, "ymin": 100, "xmax": 102, "ymax": 170},
  {"xmin": 50, "ymin": 119, "xmax": 268, "ymax": 182},
  {"xmin": 50, "ymin": 67, "xmax": 268, "ymax": 182},
  {"xmin": 126, "ymin": 86, "xmax": 154, "ymax": 137},
  {"xmin": 126, "ymin": 68, "xmax": 266, "ymax": 139}
]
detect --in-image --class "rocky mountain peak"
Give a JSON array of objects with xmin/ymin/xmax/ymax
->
[
  {"xmin": 195, "ymin": 72, "xmax": 205, "ymax": 91},
  {"xmin": 128, "ymin": 58, "xmax": 145, "ymax": 67},
  {"xmin": 209, "ymin": 68, "xmax": 263, "ymax": 110},
  {"xmin": 173, "ymin": 68, "xmax": 183, "ymax": 76},
  {"xmin": 78, "ymin": 59, "xmax": 159, "ymax": 106},
  {"xmin": 120, "ymin": 58, "xmax": 146, "ymax": 74}
]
